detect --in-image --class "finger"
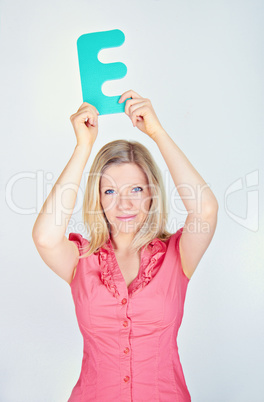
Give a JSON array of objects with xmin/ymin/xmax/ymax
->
[
  {"xmin": 86, "ymin": 116, "xmax": 97, "ymax": 127},
  {"xmin": 80, "ymin": 111, "xmax": 96, "ymax": 122},
  {"xmin": 72, "ymin": 109, "xmax": 98, "ymax": 126},
  {"xmin": 124, "ymin": 98, "xmax": 146, "ymax": 116},
  {"xmin": 90, "ymin": 116, "xmax": 98, "ymax": 126},
  {"xmin": 119, "ymin": 89, "xmax": 142, "ymax": 104},
  {"xmin": 129, "ymin": 101, "xmax": 148, "ymax": 126},
  {"xmin": 78, "ymin": 103, "xmax": 100, "ymax": 115},
  {"xmin": 80, "ymin": 107, "xmax": 99, "ymax": 121},
  {"xmin": 129, "ymin": 101, "xmax": 147, "ymax": 116},
  {"xmin": 131, "ymin": 105, "xmax": 148, "ymax": 126},
  {"xmin": 85, "ymin": 116, "xmax": 93, "ymax": 125}
]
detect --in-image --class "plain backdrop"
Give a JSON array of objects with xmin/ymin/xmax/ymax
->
[{"xmin": 1, "ymin": 0, "xmax": 263, "ymax": 401}]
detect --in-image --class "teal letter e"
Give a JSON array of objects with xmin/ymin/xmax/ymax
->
[{"xmin": 77, "ymin": 29, "xmax": 127, "ymax": 115}]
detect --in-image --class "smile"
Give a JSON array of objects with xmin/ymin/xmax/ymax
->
[{"xmin": 116, "ymin": 215, "xmax": 137, "ymax": 221}]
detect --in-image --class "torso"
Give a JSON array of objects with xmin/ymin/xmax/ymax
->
[
  {"xmin": 114, "ymin": 251, "xmax": 141, "ymax": 288},
  {"xmin": 71, "ymin": 249, "xmax": 141, "ymax": 287}
]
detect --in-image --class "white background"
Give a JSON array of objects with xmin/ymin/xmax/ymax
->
[{"xmin": 1, "ymin": 0, "xmax": 264, "ymax": 401}]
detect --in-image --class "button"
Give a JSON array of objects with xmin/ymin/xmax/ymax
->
[
  {"xmin": 123, "ymin": 376, "xmax": 130, "ymax": 382},
  {"xmin": 123, "ymin": 320, "xmax": 128, "ymax": 327},
  {"xmin": 124, "ymin": 347, "xmax": 129, "ymax": 354},
  {"xmin": 121, "ymin": 298, "xmax": 127, "ymax": 305}
]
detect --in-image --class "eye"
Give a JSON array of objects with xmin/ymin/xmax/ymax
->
[
  {"xmin": 132, "ymin": 186, "xmax": 143, "ymax": 192},
  {"xmin": 105, "ymin": 189, "xmax": 115, "ymax": 195}
]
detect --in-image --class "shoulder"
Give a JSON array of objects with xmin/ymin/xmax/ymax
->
[
  {"xmin": 144, "ymin": 228, "xmax": 183, "ymax": 258},
  {"xmin": 68, "ymin": 232, "xmax": 90, "ymax": 256},
  {"xmin": 164, "ymin": 227, "xmax": 184, "ymax": 250},
  {"xmin": 145, "ymin": 228, "xmax": 183, "ymax": 253},
  {"xmin": 166, "ymin": 227, "xmax": 190, "ymax": 281}
]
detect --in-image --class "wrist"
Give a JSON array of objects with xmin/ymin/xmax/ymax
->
[
  {"xmin": 151, "ymin": 127, "xmax": 168, "ymax": 143},
  {"xmin": 74, "ymin": 143, "xmax": 93, "ymax": 159}
]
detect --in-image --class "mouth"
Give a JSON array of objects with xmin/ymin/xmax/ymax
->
[{"xmin": 116, "ymin": 215, "xmax": 137, "ymax": 221}]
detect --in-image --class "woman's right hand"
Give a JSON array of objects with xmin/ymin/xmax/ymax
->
[{"xmin": 70, "ymin": 102, "xmax": 99, "ymax": 148}]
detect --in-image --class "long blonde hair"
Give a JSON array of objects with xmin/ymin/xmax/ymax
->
[{"xmin": 78, "ymin": 140, "xmax": 172, "ymax": 259}]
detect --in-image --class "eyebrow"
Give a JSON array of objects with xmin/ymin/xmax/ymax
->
[{"xmin": 100, "ymin": 183, "xmax": 147, "ymax": 189}]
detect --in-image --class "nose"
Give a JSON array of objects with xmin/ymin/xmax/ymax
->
[{"xmin": 116, "ymin": 193, "xmax": 134, "ymax": 211}]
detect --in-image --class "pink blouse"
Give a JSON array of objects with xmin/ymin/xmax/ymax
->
[{"xmin": 67, "ymin": 227, "xmax": 191, "ymax": 401}]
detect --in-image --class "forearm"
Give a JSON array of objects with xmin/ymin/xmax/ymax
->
[
  {"xmin": 154, "ymin": 129, "xmax": 218, "ymax": 215},
  {"xmin": 32, "ymin": 145, "xmax": 92, "ymax": 246}
]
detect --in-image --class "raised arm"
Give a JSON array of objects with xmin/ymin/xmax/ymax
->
[
  {"xmin": 32, "ymin": 103, "xmax": 99, "ymax": 283},
  {"xmin": 151, "ymin": 129, "xmax": 218, "ymax": 280},
  {"xmin": 119, "ymin": 89, "xmax": 218, "ymax": 280}
]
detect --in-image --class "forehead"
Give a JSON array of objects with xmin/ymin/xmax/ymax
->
[{"xmin": 100, "ymin": 163, "xmax": 148, "ymax": 188}]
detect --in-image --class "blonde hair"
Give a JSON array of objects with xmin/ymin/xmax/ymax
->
[{"xmin": 78, "ymin": 140, "xmax": 172, "ymax": 259}]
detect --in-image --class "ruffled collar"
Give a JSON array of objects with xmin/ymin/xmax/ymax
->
[{"xmin": 97, "ymin": 237, "xmax": 168, "ymax": 298}]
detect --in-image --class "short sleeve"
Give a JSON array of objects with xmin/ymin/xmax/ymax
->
[
  {"xmin": 167, "ymin": 227, "xmax": 190, "ymax": 283},
  {"xmin": 68, "ymin": 232, "xmax": 89, "ymax": 257}
]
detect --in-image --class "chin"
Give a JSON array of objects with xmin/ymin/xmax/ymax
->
[{"xmin": 111, "ymin": 220, "xmax": 143, "ymax": 235}]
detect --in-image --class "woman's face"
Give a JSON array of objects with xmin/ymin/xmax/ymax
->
[{"xmin": 100, "ymin": 163, "xmax": 152, "ymax": 237}]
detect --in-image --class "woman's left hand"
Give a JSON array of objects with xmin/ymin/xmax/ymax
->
[{"xmin": 118, "ymin": 90, "xmax": 165, "ymax": 141}]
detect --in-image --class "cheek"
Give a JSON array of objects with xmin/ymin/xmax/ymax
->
[
  {"xmin": 139, "ymin": 194, "xmax": 152, "ymax": 213},
  {"xmin": 101, "ymin": 196, "xmax": 116, "ymax": 213}
]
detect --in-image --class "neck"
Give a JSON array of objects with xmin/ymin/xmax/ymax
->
[{"xmin": 110, "ymin": 232, "xmax": 136, "ymax": 254}]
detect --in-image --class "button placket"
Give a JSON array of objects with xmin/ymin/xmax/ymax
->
[{"xmin": 119, "ymin": 294, "xmax": 132, "ymax": 397}]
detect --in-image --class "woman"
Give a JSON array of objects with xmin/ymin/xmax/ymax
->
[{"xmin": 32, "ymin": 89, "xmax": 218, "ymax": 401}]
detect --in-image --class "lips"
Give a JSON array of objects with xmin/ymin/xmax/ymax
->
[{"xmin": 116, "ymin": 215, "xmax": 137, "ymax": 221}]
